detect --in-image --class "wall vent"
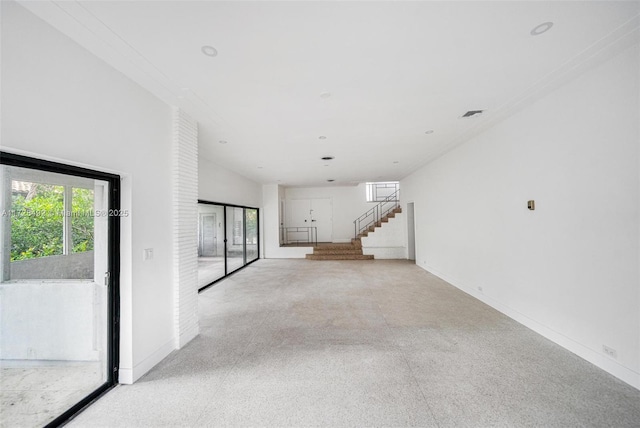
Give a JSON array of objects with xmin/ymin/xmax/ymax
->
[{"xmin": 461, "ymin": 109, "xmax": 484, "ymax": 118}]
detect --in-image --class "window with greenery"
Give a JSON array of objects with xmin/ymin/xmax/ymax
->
[
  {"xmin": 71, "ymin": 188, "xmax": 94, "ymax": 254},
  {"xmin": 10, "ymin": 181, "xmax": 94, "ymax": 261}
]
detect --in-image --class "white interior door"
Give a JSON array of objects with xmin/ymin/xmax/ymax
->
[
  {"xmin": 199, "ymin": 213, "xmax": 216, "ymax": 256},
  {"xmin": 288, "ymin": 198, "xmax": 333, "ymax": 243},
  {"xmin": 288, "ymin": 199, "xmax": 311, "ymax": 227},
  {"xmin": 310, "ymin": 198, "xmax": 332, "ymax": 243}
]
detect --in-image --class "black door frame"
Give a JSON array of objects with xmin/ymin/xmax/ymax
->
[{"xmin": 1, "ymin": 151, "xmax": 120, "ymax": 427}]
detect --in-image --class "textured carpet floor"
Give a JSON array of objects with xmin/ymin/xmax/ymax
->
[{"xmin": 69, "ymin": 259, "xmax": 640, "ymax": 427}]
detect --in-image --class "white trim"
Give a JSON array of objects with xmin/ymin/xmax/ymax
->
[{"xmin": 118, "ymin": 338, "xmax": 176, "ymax": 385}]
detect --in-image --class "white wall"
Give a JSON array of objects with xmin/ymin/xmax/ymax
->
[
  {"xmin": 199, "ymin": 157, "xmax": 261, "ymax": 208},
  {"xmin": 1, "ymin": 2, "xmax": 176, "ymax": 383},
  {"xmin": 0, "ymin": 282, "xmax": 106, "ymax": 361},
  {"xmin": 285, "ymin": 184, "xmax": 373, "ymax": 243},
  {"xmin": 402, "ymin": 43, "xmax": 640, "ymax": 389}
]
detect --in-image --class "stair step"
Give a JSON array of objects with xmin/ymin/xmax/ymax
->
[
  {"xmin": 306, "ymin": 254, "xmax": 374, "ymax": 260},
  {"xmin": 312, "ymin": 244, "xmax": 357, "ymax": 251},
  {"xmin": 312, "ymin": 249, "xmax": 363, "ymax": 255}
]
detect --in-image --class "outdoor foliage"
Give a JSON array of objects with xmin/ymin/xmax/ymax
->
[{"xmin": 10, "ymin": 184, "xmax": 94, "ymax": 261}]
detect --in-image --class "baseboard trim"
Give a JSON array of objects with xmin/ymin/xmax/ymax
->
[
  {"xmin": 118, "ymin": 338, "xmax": 175, "ymax": 385},
  {"xmin": 422, "ymin": 264, "xmax": 640, "ymax": 391},
  {"xmin": 177, "ymin": 326, "xmax": 199, "ymax": 349}
]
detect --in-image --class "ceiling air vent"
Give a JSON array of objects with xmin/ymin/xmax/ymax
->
[{"xmin": 461, "ymin": 110, "xmax": 484, "ymax": 118}]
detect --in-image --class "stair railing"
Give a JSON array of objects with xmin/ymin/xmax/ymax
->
[{"xmin": 354, "ymin": 189, "xmax": 400, "ymax": 238}]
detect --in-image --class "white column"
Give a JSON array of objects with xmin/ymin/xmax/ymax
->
[{"xmin": 172, "ymin": 108, "xmax": 199, "ymax": 348}]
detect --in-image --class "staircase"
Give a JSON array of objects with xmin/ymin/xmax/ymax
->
[
  {"xmin": 305, "ymin": 187, "xmax": 401, "ymax": 261},
  {"xmin": 354, "ymin": 206, "xmax": 402, "ymax": 239}
]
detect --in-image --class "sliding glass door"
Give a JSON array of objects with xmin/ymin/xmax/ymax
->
[
  {"xmin": 0, "ymin": 153, "xmax": 119, "ymax": 427},
  {"xmin": 197, "ymin": 203, "xmax": 225, "ymax": 288},
  {"xmin": 197, "ymin": 201, "xmax": 259, "ymax": 291},
  {"xmin": 226, "ymin": 206, "xmax": 245, "ymax": 274}
]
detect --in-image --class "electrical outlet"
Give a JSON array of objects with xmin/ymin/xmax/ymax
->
[{"xmin": 603, "ymin": 345, "xmax": 617, "ymax": 359}]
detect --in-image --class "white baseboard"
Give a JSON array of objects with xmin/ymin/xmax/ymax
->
[
  {"xmin": 421, "ymin": 264, "xmax": 640, "ymax": 391},
  {"xmin": 118, "ymin": 338, "xmax": 175, "ymax": 384},
  {"xmin": 178, "ymin": 326, "xmax": 199, "ymax": 349}
]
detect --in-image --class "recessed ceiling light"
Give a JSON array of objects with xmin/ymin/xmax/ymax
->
[
  {"xmin": 327, "ymin": 179, "xmax": 335, "ymax": 182},
  {"xmin": 320, "ymin": 92, "xmax": 331, "ymax": 99},
  {"xmin": 425, "ymin": 130, "xmax": 434, "ymax": 134},
  {"xmin": 321, "ymin": 156, "xmax": 334, "ymax": 161},
  {"xmin": 319, "ymin": 136, "xmax": 327, "ymax": 140},
  {"xmin": 218, "ymin": 140, "xmax": 228, "ymax": 144},
  {"xmin": 201, "ymin": 45, "xmax": 218, "ymax": 57},
  {"xmin": 531, "ymin": 22, "xmax": 553, "ymax": 36}
]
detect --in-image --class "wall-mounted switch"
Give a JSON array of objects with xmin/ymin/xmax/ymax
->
[
  {"xmin": 527, "ymin": 200, "xmax": 535, "ymax": 211},
  {"xmin": 143, "ymin": 248, "xmax": 154, "ymax": 260}
]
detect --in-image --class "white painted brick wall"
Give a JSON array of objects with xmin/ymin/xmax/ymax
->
[{"xmin": 172, "ymin": 108, "xmax": 199, "ymax": 348}]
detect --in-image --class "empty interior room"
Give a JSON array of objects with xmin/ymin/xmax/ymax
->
[{"xmin": 1, "ymin": 1, "xmax": 639, "ymax": 427}]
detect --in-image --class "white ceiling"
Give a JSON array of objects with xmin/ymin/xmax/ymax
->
[{"xmin": 18, "ymin": 1, "xmax": 640, "ymax": 187}]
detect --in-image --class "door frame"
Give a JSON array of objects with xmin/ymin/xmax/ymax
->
[
  {"xmin": 0, "ymin": 151, "xmax": 121, "ymax": 427},
  {"xmin": 407, "ymin": 201, "xmax": 416, "ymax": 262}
]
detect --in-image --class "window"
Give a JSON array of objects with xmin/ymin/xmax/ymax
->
[
  {"xmin": 9, "ymin": 182, "xmax": 95, "ymax": 264},
  {"xmin": 366, "ymin": 181, "xmax": 399, "ymax": 202}
]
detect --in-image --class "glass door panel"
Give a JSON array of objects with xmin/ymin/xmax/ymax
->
[
  {"xmin": 197, "ymin": 203, "xmax": 225, "ymax": 288},
  {"xmin": 245, "ymin": 208, "xmax": 258, "ymax": 263},
  {"xmin": 0, "ymin": 164, "xmax": 112, "ymax": 427},
  {"xmin": 226, "ymin": 206, "xmax": 245, "ymax": 273}
]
